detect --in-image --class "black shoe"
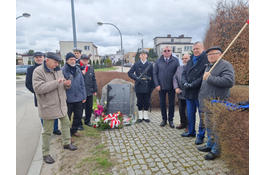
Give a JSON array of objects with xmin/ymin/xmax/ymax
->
[
  {"xmin": 78, "ymin": 126, "xmax": 84, "ymax": 130},
  {"xmin": 195, "ymin": 137, "xmax": 204, "ymax": 145},
  {"xmin": 181, "ymin": 132, "xmax": 196, "ymax": 137},
  {"xmin": 169, "ymin": 121, "xmax": 175, "ymax": 128},
  {"xmin": 53, "ymin": 130, "xmax": 61, "ymax": 135},
  {"xmin": 144, "ymin": 119, "xmax": 150, "ymax": 122},
  {"xmin": 137, "ymin": 119, "xmax": 143, "ymax": 123},
  {"xmin": 160, "ymin": 120, "xmax": 167, "ymax": 127},
  {"xmin": 197, "ymin": 145, "xmax": 212, "ymax": 152},
  {"xmin": 85, "ymin": 123, "xmax": 93, "ymax": 127},
  {"xmin": 204, "ymin": 152, "xmax": 219, "ymax": 160},
  {"xmin": 43, "ymin": 155, "xmax": 55, "ymax": 164}
]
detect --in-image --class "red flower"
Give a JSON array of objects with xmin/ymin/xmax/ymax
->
[{"xmin": 93, "ymin": 125, "xmax": 96, "ymax": 128}]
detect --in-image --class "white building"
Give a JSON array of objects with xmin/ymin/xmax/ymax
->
[
  {"xmin": 153, "ymin": 34, "xmax": 193, "ymax": 59},
  {"xmin": 59, "ymin": 41, "xmax": 99, "ymax": 62}
]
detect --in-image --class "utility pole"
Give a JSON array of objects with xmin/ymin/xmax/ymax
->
[{"xmin": 71, "ymin": 0, "xmax": 77, "ymax": 47}]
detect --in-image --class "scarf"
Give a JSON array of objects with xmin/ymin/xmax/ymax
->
[
  {"xmin": 66, "ymin": 62, "xmax": 77, "ymax": 75},
  {"xmin": 192, "ymin": 51, "xmax": 205, "ymax": 64},
  {"xmin": 80, "ymin": 62, "xmax": 89, "ymax": 72}
]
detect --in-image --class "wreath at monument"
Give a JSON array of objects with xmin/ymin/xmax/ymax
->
[{"xmin": 92, "ymin": 100, "xmax": 134, "ymax": 130}]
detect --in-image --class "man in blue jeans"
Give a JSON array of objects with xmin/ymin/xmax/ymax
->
[
  {"xmin": 181, "ymin": 42, "xmax": 209, "ymax": 145},
  {"xmin": 26, "ymin": 52, "xmax": 61, "ymax": 135},
  {"xmin": 197, "ymin": 46, "xmax": 235, "ymax": 160}
]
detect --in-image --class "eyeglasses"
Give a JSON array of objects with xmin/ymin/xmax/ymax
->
[
  {"xmin": 163, "ymin": 50, "xmax": 171, "ymax": 52},
  {"xmin": 207, "ymin": 52, "xmax": 221, "ymax": 56}
]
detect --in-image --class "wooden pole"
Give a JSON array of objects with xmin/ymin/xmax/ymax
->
[{"xmin": 207, "ymin": 20, "xmax": 249, "ymax": 74}]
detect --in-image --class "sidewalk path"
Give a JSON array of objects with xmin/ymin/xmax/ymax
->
[{"xmin": 102, "ymin": 109, "xmax": 230, "ymax": 175}]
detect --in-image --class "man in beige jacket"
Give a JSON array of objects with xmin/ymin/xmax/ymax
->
[{"xmin": 33, "ymin": 52, "xmax": 78, "ymax": 164}]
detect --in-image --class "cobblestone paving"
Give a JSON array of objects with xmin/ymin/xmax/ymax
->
[{"xmin": 101, "ymin": 108, "xmax": 230, "ymax": 175}]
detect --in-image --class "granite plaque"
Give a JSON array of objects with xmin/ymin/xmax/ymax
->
[{"xmin": 107, "ymin": 84, "xmax": 131, "ymax": 115}]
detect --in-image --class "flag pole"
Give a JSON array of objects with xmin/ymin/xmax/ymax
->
[{"xmin": 205, "ymin": 20, "xmax": 249, "ymax": 77}]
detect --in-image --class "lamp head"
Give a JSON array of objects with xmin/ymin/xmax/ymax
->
[
  {"xmin": 97, "ymin": 22, "xmax": 103, "ymax": 26},
  {"xmin": 22, "ymin": 13, "xmax": 31, "ymax": 18}
]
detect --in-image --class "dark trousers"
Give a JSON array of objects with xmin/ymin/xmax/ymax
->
[
  {"xmin": 178, "ymin": 98, "xmax": 188, "ymax": 126},
  {"xmin": 83, "ymin": 95, "xmax": 93, "ymax": 125},
  {"xmin": 186, "ymin": 98, "xmax": 205, "ymax": 138},
  {"xmin": 159, "ymin": 89, "xmax": 175, "ymax": 122},
  {"xmin": 136, "ymin": 92, "xmax": 151, "ymax": 111},
  {"xmin": 67, "ymin": 101, "xmax": 83, "ymax": 135}
]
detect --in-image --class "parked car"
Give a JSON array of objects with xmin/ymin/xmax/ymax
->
[
  {"xmin": 16, "ymin": 65, "xmax": 32, "ymax": 74},
  {"xmin": 124, "ymin": 63, "xmax": 133, "ymax": 67}
]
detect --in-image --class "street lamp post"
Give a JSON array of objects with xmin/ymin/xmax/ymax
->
[
  {"xmin": 138, "ymin": 32, "xmax": 143, "ymax": 49},
  {"xmin": 97, "ymin": 22, "xmax": 124, "ymax": 72},
  {"xmin": 16, "ymin": 13, "xmax": 31, "ymax": 20},
  {"xmin": 71, "ymin": 0, "xmax": 77, "ymax": 47}
]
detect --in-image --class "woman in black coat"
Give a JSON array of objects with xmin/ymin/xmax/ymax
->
[{"xmin": 128, "ymin": 49, "xmax": 154, "ymax": 122}]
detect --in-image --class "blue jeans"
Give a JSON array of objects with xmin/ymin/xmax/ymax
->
[
  {"xmin": 159, "ymin": 89, "xmax": 175, "ymax": 122},
  {"xmin": 205, "ymin": 112, "xmax": 221, "ymax": 154},
  {"xmin": 186, "ymin": 98, "xmax": 205, "ymax": 138},
  {"xmin": 41, "ymin": 118, "xmax": 59, "ymax": 132}
]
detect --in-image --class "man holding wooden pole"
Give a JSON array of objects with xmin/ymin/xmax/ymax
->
[{"xmin": 197, "ymin": 46, "xmax": 235, "ymax": 160}]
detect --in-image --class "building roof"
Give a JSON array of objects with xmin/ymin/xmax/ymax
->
[{"xmin": 155, "ymin": 42, "xmax": 193, "ymax": 45}]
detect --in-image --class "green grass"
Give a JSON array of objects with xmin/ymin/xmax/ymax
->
[{"xmin": 94, "ymin": 67, "xmax": 118, "ymax": 72}]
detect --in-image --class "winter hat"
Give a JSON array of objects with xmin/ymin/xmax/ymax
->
[{"xmin": 65, "ymin": 52, "xmax": 76, "ymax": 61}]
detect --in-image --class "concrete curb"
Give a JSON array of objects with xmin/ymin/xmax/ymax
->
[{"xmin": 27, "ymin": 132, "xmax": 43, "ymax": 175}]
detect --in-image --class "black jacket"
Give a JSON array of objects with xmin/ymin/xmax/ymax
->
[
  {"xmin": 82, "ymin": 66, "xmax": 97, "ymax": 96},
  {"xmin": 181, "ymin": 51, "xmax": 209, "ymax": 100},
  {"xmin": 128, "ymin": 61, "xmax": 154, "ymax": 93},
  {"xmin": 153, "ymin": 55, "xmax": 180, "ymax": 90},
  {"xmin": 25, "ymin": 63, "xmax": 40, "ymax": 107}
]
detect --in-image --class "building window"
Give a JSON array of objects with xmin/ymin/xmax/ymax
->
[
  {"xmin": 171, "ymin": 39, "xmax": 174, "ymax": 42},
  {"xmin": 172, "ymin": 46, "xmax": 175, "ymax": 52},
  {"xmin": 184, "ymin": 46, "xmax": 192, "ymax": 51},
  {"xmin": 84, "ymin": 46, "xmax": 90, "ymax": 50}
]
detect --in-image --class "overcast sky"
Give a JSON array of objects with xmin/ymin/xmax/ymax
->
[{"xmin": 16, "ymin": 0, "xmax": 222, "ymax": 55}]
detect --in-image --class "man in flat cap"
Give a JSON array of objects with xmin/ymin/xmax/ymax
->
[
  {"xmin": 32, "ymin": 52, "xmax": 77, "ymax": 164},
  {"xmin": 153, "ymin": 46, "xmax": 180, "ymax": 128},
  {"xmin": 128, "ymin": 49, "xmax": 154, "ymax": 122},
  {"xmin": 73, "ymin": 47, "xmax": 82, "ymax": 64},
  {"xmin": 79, "ymin": 54, "xmax": 98, "ymax": 128},
  {"xmin": 197, "ymin": 46, "xmax": 235, "ymax": 160},
  {"xmin": 61, "ymin": 52, "xmax": 87, "ymax": 136},
  {"xmin": 26, "ymin": 52, "xmax": 61, "ymax": 135}
]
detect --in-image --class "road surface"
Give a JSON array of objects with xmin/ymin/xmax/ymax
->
[{"xmin": 16, "ymin": 80, "xmax": 42, "ymax": 175}]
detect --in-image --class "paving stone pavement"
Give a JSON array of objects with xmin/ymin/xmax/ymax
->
[{"xmin": 101, "ymin": 108, "xmax": 230, "ymax": 175}]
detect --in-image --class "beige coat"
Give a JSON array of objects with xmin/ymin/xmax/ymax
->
[{"xmin": 32, "ymin": 63, "xmax": 70, "ymax": 120}]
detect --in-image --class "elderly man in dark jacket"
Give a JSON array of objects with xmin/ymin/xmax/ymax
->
[
  {"xmin": 181, "ymin": 42, "xmax": 209, "ymax": 146},
  {"xmin": 79, "ymin": 54, "xmax": 98, "ymax": 127},
  {"xmin": 173, "ymin": 54, "xmax": 190, "ymax": 132},
  {"xmin": 197, "ymin": 46, "xmax": 235, "ymax": 160},
  {"xmin": 26, "ymin": 52, "xmax": 61, "ymax": 135},
  {"xmin": 153, "ymin": 46, "xmax": 180, "ymax": 128},
  {"xmin": 61, "ymin": 52, "xmax": 86, "ymax": 137}
]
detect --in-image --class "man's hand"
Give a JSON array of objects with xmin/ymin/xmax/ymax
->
[
  {"xmin": 63, "ymin": 80, "xmax": 71, "ymax": 86},
  {"xmin": 82, "ymin": 100, "xmax": 86, "ymax": 103},
  {"xmin": 156, "ymin": 85, "xmax": 161, "ymax": 91},
  {"xmin": 183, "ymin": 83, "xmax": 192, "ymax": 89},
  {"xmin": 175, "ymin": 88, "xmax": 181, "ymax": 94},
  {"xmin": 203, "ymin": 72, "xmax": 211, "ymax": 80},
  {"xmin": 93, "ymin": 92, "xmax": 97, "ymax": 96},
  {"xmin": 58, "ymin": 78, "xmax": 66, "ymax": 83}
]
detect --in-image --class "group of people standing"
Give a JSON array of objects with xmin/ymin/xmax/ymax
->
[
  {"xmin": 26, "ymin": 48, "xmax": 97, "ymax": 164},
  {"xmin": 128, "ymin": 42, "xmax": 235, "ymax": 160},
  {"xmin": 25, "ymin": 41, "xmax": 235, "ymax": 164}
]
